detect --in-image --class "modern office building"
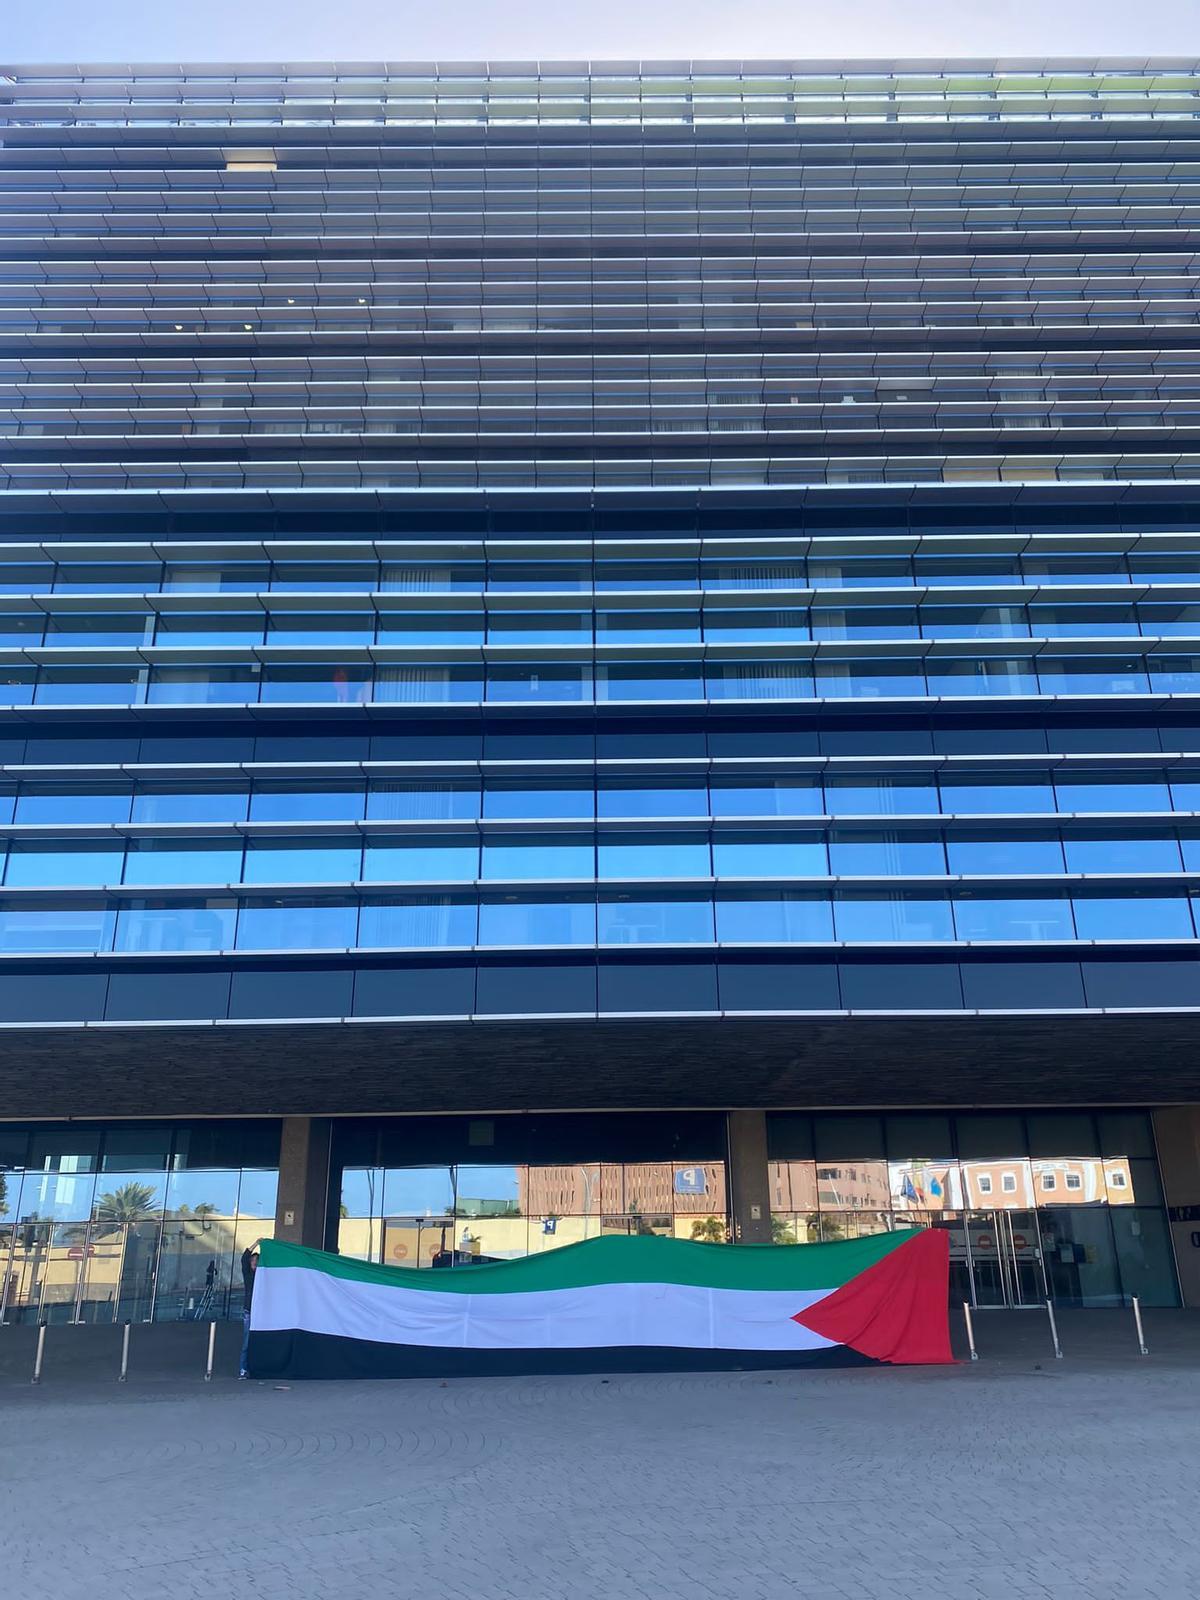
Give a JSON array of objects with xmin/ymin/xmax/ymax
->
[{"xmin": 1, "ymin": 59, "xmax": 1200, "ymax": 1327}]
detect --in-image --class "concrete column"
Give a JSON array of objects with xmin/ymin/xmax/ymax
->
[
  {"xmin": 726, "ymin": 1109, "xmax": 772, "ymax": 1244},
  {"xmin": 274, "ymin": 1117, "xmax": 334, "ymax": 1250},
  {"xmin": 1152, "ymin": 1106, "xmax": 1200, "ymax": 1308}
]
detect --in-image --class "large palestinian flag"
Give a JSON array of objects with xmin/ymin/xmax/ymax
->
[{"xmin": 247, "ymin": 1228, "xmax": 952, "ymax": 1379}]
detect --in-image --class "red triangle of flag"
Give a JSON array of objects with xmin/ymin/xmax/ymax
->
[{"xmin": 793, "ymin": 1228, "xmax": 954, "ymax": 1365}]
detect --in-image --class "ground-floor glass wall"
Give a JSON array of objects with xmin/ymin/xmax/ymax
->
[
  {"xmin": 0, "ymin": 1121, "xmax": 279, "ymax": 1325},
  {"xmin": 767, "ymin": 1110, "xmax": 1178, "ymax": 1308}
]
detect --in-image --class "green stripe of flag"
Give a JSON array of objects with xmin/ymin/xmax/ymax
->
[{"xmin": 259, "ymin": 1230, "xmax": 919, "ymax": 1294}]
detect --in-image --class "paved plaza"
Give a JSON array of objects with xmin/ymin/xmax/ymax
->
[{"xmin": 3, "ymin": 1318, "xmax": 1200, "ymax": 1600}]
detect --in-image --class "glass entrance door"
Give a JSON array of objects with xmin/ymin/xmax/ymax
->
[{"xmin": 966, "ymin": 1210, "xmax": 1048, "ymax": 1307}]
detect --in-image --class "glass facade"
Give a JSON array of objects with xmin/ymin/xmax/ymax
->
[
  {"xmin": 0, "ymin": 1121, "xmax": 279, "ymax": 1325},
  {"xmin": 0, "ymin": 60, "xmax": 1193, "ymax": 1314}
]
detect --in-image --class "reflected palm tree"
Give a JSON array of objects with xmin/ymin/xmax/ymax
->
[
  {"xmin": 92, "ymin": 1181, "xmax": 159, "ymax": 1235},
  {"xmin": 92, "ymin": 1182, "xmax": 161, "ymax": 1319}
]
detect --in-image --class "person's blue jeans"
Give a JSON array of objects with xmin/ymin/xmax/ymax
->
[{"xmin": 240, "ymin": 1307, "xmax": 251, "ymax": 1377}]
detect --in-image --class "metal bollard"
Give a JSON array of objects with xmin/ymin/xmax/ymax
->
[
  {"xmin": 1045, "ymin": 1298, "xmax": 1063, "ymax": 1359},
  {"xmin": 962, "ymin": 1301, "xmax": 979, "ymax": 1361},
  {"xmin": 119, "ymin": 1320, "xmax": 131, "ymax": 1383},
  {"xmin": 1132, "ymin": 1296, "xmax": 1150, "ymax": 1356},
  {"xmin": 204, "ymin": 1319, "xmax": 216, "ymax": 1382},
  {"xmin": 31, "ymin": 1322, "xmax": 46, "ymax": 1385}
]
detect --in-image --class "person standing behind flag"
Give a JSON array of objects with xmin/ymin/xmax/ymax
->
[{"xmin": 239, "ymin": 1242, "xmax": 260, "ymax": 1379}]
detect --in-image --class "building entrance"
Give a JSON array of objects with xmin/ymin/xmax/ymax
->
[{"xmin": 959, "ymin": 1211, "xmax": 1049, "ymax": 1308}]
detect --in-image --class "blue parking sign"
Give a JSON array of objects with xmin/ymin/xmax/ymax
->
[{"xmin": 674, "ymin": 1166, "xmax": 706, "ymax": 1196}]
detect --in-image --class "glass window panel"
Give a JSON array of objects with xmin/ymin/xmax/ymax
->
[
  {"xmin": 920, "ymin": 605, "xmax": 1028, "ymax": 640},
  {"xmin": 483, "ymin": 836, "xmax": 594, "ymax": 880},
  {"xmin": 1170, "ymin": 776, "xmax": 1200, "ymax": 812},
  {"xmin": 941, "ymin": 776, "xmax": 1055, "ymax": 815},
  {"xmin": 705, "ymin": 559, "xmax": 806, "ymax": 590},
  {"xmin": 164, "ymin": 1169, "xmax": 240, "ymax": 1217},
  {"xmin": 1071, "ymin": 894, "xmax": 1194, "ymax": 940},
  {"xmin": 148, "ymin": 667, "xmax": 258, "ymax": 705},
  {"xmin": 599, "ymin": 833, "xmax": 709, "ymax": 878},
  {"xmin": 455, "ymin": 1164, "xmax": 521, "ymax": 1219},
  {"xmin": 490, "ymin": 562, "xmax": 591, "ymax": 592},
  {"xmin": 482, "ymin": 782, "xmax": 592, "ymax": 821},
  {"xmin": 707, "ymin": 662, "xmax": 813, "ymax": 700},
  {"xmin": 15, "ymin": 1169, "xmax": 99, "ymax": 1222},
  {"xmin": 955, "ymin": 1113, "xmax": 1027, "ymax": 1159},
  {"xmin": 952, "ymin": 894, "xmax": 1075, "ymax": 941},
  {"xmin": 1096, "ymin": 1111, "xmax": 1156, "ymax": 1159},
  {"xmin": 596, "ymin": 778, "xmax": 707, "ymax": 818},
  {"xmin": 597, "ymin": 893, "xmax": 714, "ymax": 944},
  {"xmin": 375, "ymin": 665, "xmax": 482, "ymax": 703},
  {"xmin": 1111, "ymin": 1208, "xmax": 1180, "ymax": 1307},
  {"xmin": 945, "ymin": 833, "xmax": 1065, "ymax": 874},
  {"xmin": 478, "ymin": 894, "xmax": 596, "ymax": 946},
  {"xmin": 597, "ymin": 663, "xmax": 703, "ymax": 701},
  {"xmin": 16, "ymin": 787, "xmax": 132, "ymax": 824},
  {"xmin": 369, "ymin": 781, "xmax": 481, "ymax": 821},
  {"xmin": 260, "ymin": 666, "xmax": 372, "ymax": 704},
  {"xmin": 131, "ymin": 787, "xmax": 247, "ymax": 824},
  {"xmin": 712, "ymin": 831, "xmax": 826, "ymax": 876},
  {"xmin": 54, "ymin": 564, "xmax": 159, "ymax": 593},
  {"xmin": 340, "ymin": 1168, "xmax": 382, "ymax": 1220},
  {"xmin": 1040, "ymin": 1209, "xmax": 1122, "ymax": 1308},
  {"xmin": 1030, "ymin": 605, "xmax": 1140, "ymax": 638},
  {"xmin": 833, "ymin": 892, "xmax": 954, "ymax": 941},
  {"xmin": 1026, "ymin": 1112, "xmax": 1099, "ymax": 1157},
  {"xmin": 45, "ymin": 613, "xmax": 149, "ymax": 647},
  {"xmin": 817, "ymin": 661, "xmax": 926, "ymax": 699},
  {"xmin": 489, "ymin": 611, "xmax": 592, "ymax": 644},
  {"xmin": 358, "ymin": 896, "xmax": 477, "ymax": 948},
  {"xmin": 597, "ymin": 609, "xmax": 702, "ymax": 645},
  {"xmin": 1111, "ymin": 1158, "xmax": 1164, "ymax": 1207},
  {"xmin": 828, "ymin": 832, "xmax": 944, "ymax": 875},
  {"xmin": 597, "ymin": 560, "xmax": 696, "ymax": 591},
  {"xmin": 926, "ymin": 659, "xmax": 1038, "ymax": 697},
  {"xmin": 122, "ymin": 839, "xmax": 244, "ymax": 886},
  {"xmin": 384, "ymin": 1166, "xmax": 455, "ymax": 1217},
  {"xmin": 234, "ymin": 900, "xmax": 359, "ymax": 949},
  {"xmin": 163, "ymin": 562, "xmax": 268, "ymax": 592},
  {"xmin": 265, "ymin": 613, "xmax": 375, "ymax": 645},
  {"xmin": 235, "ymin": 1170, "xmax": 279, "ymax": 1218},
  {"xmin": 154, "ymin": 613, "xmax": 264, "ymax": 646},
  {"xmin": 36, "ymin": 668, "xmax": 139, "ymax": 706},
  {"xmin": 884, "ymin": 1112, "xmax": 955, "ymax": 1160},
  {"xmin": 5, "ymin": 843, "xmax": 122, "ymax": 887},
  {"xmin": 1062, "ymin": 833, "xmax": 1182, "ymax": 873},
  {"xmin": 0, "ymin": 669, "xmax": 34, "ymax": 706},
  {"xmin": 813, "ymin": 606, "xmax": 919, "ymax": 640},
  {"xmin": 382, "ymin": 562, "xmax": 484, "ymax": 593},
  {"xmin": 363, "ymin": 838, "xmax": 479, "ymax": 882},
  {"xmin": 248, "ymin": 786, "xmax": 365, "ymax": 822},
  {"xmin": 379, "ymin": 612, "xmax": 484, "ymax": 645},
  {"xmin": 709, "ymin": 777, "xmax": 822, "ymax": 817},
  {"xmin": 826, "ymin": 777, "xmax": 938, "ymax": 815},
  {"xmin": 702, "ymin": 608, "xmax": 807, "ymax": 642},
  {"xmin": 1150, "ymin": 656, "xmax": 1200, "ymax": 694},
  {"xmin": 486, "ymin": 664, "xmax": 591, "ymax": 703},
  {"xmin": 0, "ymin": 903, "xmax": 116, "ymax": 952},
  {"xmin": 1037, "ymin": 658, "xmax": 1150, "ymax": 695},
  {"xmin": 1055, "ymin": 775, "xmax": 1172, "ymax": 813},
  {"xmin": 114, "ymin": 901, "xmax": 236, "ymax": 953},
  {"xmin": 714, "ymin": 891, "xmax": 833, "ymax": 942},
  {"xmin": 270, "ymin": 563, "xmax": 379, "ymax": 593},
  {"xmin": 242, "ymin": 840, "xmax": 362, "ymax": 884}
]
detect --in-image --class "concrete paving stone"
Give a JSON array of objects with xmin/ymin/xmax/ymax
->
[{"xmin": 3, "ymin": 1323, "xmax": 1200, "ymax": 1600}]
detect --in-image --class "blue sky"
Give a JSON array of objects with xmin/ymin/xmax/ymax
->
[{"xmin": 4, "ymin": 0, "xmax": 1199, "ymax": 63}]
